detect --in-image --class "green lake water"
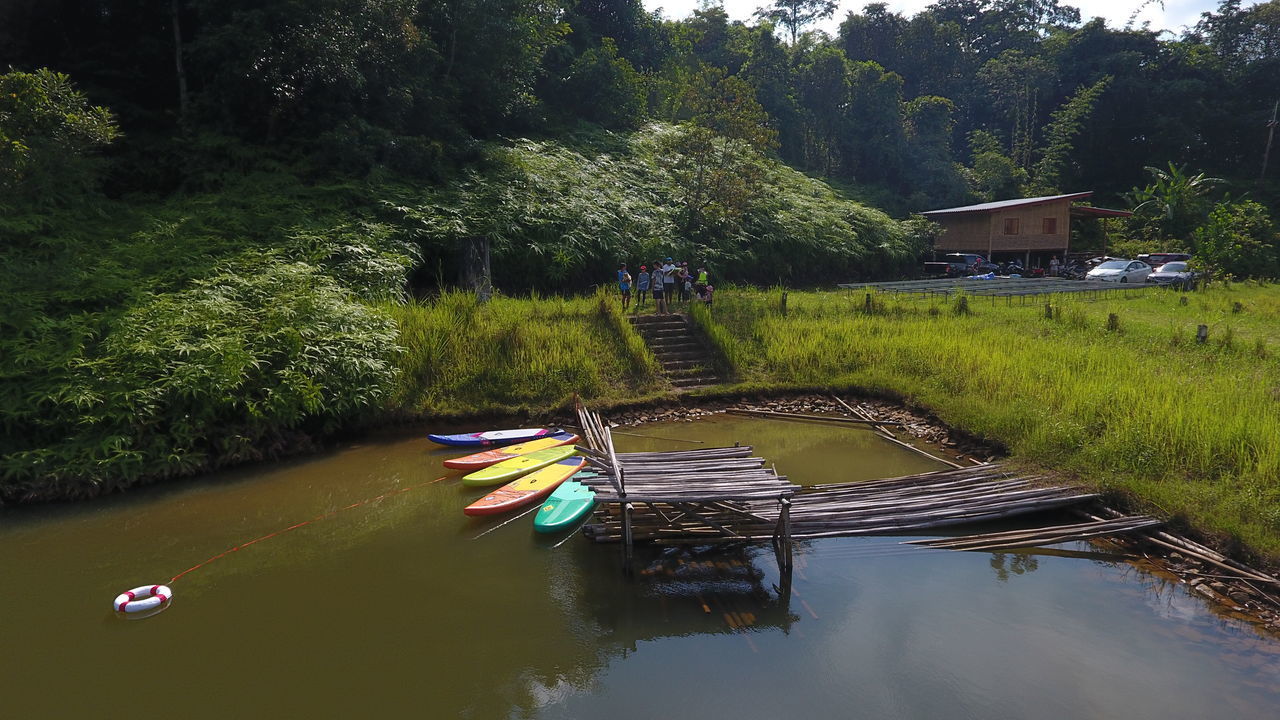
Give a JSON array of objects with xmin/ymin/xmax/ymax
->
[{"xmin": 3, "ymin": 415, "xmax": 1278, "ymax": 718}]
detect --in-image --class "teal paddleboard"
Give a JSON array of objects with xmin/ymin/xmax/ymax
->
[{"xmin": 533, "ymin": 480, "xmax": 596, "ymax": 533}]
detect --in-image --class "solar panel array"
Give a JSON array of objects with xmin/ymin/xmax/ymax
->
[{"xmin": 836, "ymin": 277, "xmax": 1156, "ymax": 298}]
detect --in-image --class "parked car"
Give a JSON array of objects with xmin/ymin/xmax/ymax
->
[
  {"xmin": 923, "ymin": 253, "xmax": 999, "ymax": 277},
  {"xmin": 1086, "ymin": 259, "xmax": 1152, "ymax": 283},
  {"xmin": 1145, "ymin": 261, "xmax": 1203, "ymax": 289},
  {"xmin": 1137, "ymin": 252, "xmax": 1192, "ymax": 268}
]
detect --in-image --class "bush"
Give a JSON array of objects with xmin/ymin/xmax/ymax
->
[
  {"xmin": 1192, "ymin": 200, "xmax": 1280, "ymax": 279},
  {"xmin": 1, "ymin": 261, "xmax": 401, "ymax": 499}
]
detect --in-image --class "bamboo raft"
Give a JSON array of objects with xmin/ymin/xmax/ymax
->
[
  {"xmin": 572, "ymin": 399, "xmax": 1280, "ymax": 612},
  {"xmin": 581, "ymin": 464, "xmax": 1099, "ymax": 544},
  {"xmin": 572, "ymin": 400, "xmax": 1155, "ymax": 575}
]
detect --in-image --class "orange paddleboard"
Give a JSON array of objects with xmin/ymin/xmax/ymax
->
[
  {"xmin": 443, "ymin": 432, "xmax": 578, "ymax": 471},
  {"xmin": 463, "ymin": 457, "xmax": 586, "ymax": 517}
]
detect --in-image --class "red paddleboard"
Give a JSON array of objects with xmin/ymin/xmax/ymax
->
[
  {"xmin": 463, "ymin": 457, "xmax": 586, "ymax": 517},
  {"xmin": 443, "ymin": 432, "xmax": 578, "ymax": 471}
]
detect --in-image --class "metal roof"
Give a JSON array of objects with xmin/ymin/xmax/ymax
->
[
  {"xmin": 920, "ymin": 192, "xmax": 1094, "ymax": 216},
  {"xmin": 1070, "ymin": 205, "xmax": 1133, "ymax": 218}
]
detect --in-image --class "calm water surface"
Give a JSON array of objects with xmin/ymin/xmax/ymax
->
[{"xmin": 3, "ymin": 415, "xmax": 1278, "ymax": 718}]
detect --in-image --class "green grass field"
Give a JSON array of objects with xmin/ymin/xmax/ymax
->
[
  {"xmin": 384, "ymin": 289, "xmax": 662, "ymax": 416},
  {"xmin": 689, "ymin": 282, "xmax": 1280, "ymax": 558}
]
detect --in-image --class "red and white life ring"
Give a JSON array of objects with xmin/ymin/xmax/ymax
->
[{"xmin": 113, "ymin": 584, "xmax": 172, "ymax": 613}]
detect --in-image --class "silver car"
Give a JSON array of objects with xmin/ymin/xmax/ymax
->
[{"xmin": 1086, "ymin": 259, "xmax": 1152, "ymax": 283}]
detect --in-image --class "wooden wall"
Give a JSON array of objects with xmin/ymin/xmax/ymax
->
[{"xmin": 933, "ymin": 199, "xmax": 1071, "ymax": 255}]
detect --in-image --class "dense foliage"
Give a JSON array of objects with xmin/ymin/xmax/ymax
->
[
  {"xmin": 3, "ymin": 0, "xmax": 1279, "ymax": 498},
  {"xmin": 396, "ymin": 124, "xmax": 917, "ymax": 289}
]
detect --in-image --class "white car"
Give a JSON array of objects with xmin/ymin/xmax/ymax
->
[{"xmin": 1087, "ymin": 259, "xmax": 1152, "ymax": 283}]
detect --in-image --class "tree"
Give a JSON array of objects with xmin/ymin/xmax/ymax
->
[
  {"xmin": 795, "ymin": 46, "xmax": 851, "ymax": 174},
  {"xmin": 839, "ymin": 3, "xmax": 906, "ymax": 66},
  {"xmin": 1192, "ymin": 199, "xmax": 1280, "ymax": 278},
  {"xmin": 904, "ymin": 95, "xmax": 968, "ymax": 207},
  {"xmin": 755, "ymin": 0, "xmax": 838, "ymax": 45},
  {"xmin": 0, "ymin": 69, "xmax": 120, "ymax": 209},
  {"xmin": 665, "ymin": 68, "xmax": 778, "ymax": 240},
  {"xmin": 1126, "ymin": 163, "xmax": 1226, "ymax": 242},
  {"xmin": 1027, "ymin": 77, "xmax": 1110, "ymax": 195},
  {"xmin": 741, "ymin": 23, "xmax": 804, "ymax": 162},
  {"xmin": 965, "ymin": 129, "xmax": 1026, "ymax": 200},
  {"xmin": 840, "ymin": 60, "xmax": 908, "ymax": 184},
  {"xmin": 977, "ymin": 49, "xmax": 1055, "ymax": 169},
  {"xmin": 555, "ymin": 38, "xmax": 647, "ymax": 128}
]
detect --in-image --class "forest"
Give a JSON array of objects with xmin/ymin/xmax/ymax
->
[{"xmin": 2, "ymin": 0, "xmax": 1279, "ymax": 498}]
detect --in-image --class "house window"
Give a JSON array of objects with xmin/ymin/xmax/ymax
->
[
  {"xmin": 1043, "ymin": 217, "xmax": 1058, "ymax": 234},
  {"xmin": 1003, "ymin": 218, "xmax": 1020, "ymax": 235}
]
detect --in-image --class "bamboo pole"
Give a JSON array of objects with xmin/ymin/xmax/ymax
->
[
  {"xmin": 830, "ymin": 395, "xmax": 966, "ymax": 469},
  {"xmin": 727, "ymin": 408, "xmax": 903, "ymax": 426}
]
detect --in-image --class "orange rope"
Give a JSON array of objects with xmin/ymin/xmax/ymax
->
[{"xmin": 167, "ymin": 475, "xmax": 450, "ymax": 584}]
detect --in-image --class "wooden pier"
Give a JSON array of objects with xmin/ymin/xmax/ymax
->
[
  {"xmin": 574, "ymin": 400, "xmax": 1136, "ymax": 575},
  {"xmin": 572, "ymin": 399, "xmax": 1280, "ymax": 618},
  {"xmin": 574, "ymin": 401, "xmax": 800, "ymax": 572}
]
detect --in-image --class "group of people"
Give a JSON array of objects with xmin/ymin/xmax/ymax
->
[{"xmin": 616, "ymin": 258, "xmax": 713, "ymax": 313}]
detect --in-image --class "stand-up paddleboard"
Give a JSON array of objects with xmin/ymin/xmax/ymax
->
[
  {"xmin": 461, "ymin": 446, "xmax": 578, "ymax": 487},
  {"xmin": 533, "ymin": 479, "xmax": 597, "ymax": 533},
  {"xmin": 427, "ymin": 428, "xmax": 557, "ymax": 448},
  {"xmin": 443, "ymin": 432, "xmax": 579, "ymax": 471},
  {"xmin": 464, "ymin": 457, "xmax": 586, "ymax": 516}
]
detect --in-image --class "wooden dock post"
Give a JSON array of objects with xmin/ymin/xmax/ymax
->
[
  {"xmin": 622, "ymin": 501, "xmax": 634, "ymax": 574},
  {"xmin": 772, "ymin": 497, "xmax": 793, "ymax": 573}
]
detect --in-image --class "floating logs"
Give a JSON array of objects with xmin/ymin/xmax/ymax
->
[
  {"xmin": 582, "ymin": 463, "xmax": 1097, "ymax": 544},
  {"xmin": 904, "ymin": 516, "xmax": 1163, "ymax": 552},
  {"xmin": 830, "ymin": 394, "xmax": 966, "ymax": 469}
]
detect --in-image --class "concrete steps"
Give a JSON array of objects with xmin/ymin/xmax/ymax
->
[{"xmin": 628, "ymin": 313, "xmax": 723, "ymax": 389}]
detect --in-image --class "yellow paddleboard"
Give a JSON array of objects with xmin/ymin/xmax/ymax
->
[
  {"xmin": 461, "ymin": 446, "xmax": 578, "ymax": 487},
  {"xmin": 464, "ymin": 458, "xmax": 587, "ymax": 516}
]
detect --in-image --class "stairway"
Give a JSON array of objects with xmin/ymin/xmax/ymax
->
[{"xmin": 628, "ymin": 313, "xmax": 723, "ymax": 389}]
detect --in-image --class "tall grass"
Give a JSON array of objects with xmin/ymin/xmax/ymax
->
[
  {"xmin": 688, "ymin": 299, "xmax": 745, "ymax": 380},
  {"xmin": 699, "ymin": 284, "xmax": 1280, "ymax": 556},
  {"xmin": 595, "ymin": 288, "xmax": 660, "ymax": 378},
  {"xmin": 384, "ymin": 290, "xmax": 661, "ymax": 415}
]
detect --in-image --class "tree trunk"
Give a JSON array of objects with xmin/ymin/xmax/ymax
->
[
  {"xmin": 460, "ymin": 235, "xmax": 492, "ymax": 302},
  {"xmin": 171, "ymin": 0, "xmax": 189, "ymax": 120}
]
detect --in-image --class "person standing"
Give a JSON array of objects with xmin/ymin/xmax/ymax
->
[
  {"xmin": 1049, "ymin": 256, "xmax": 1060, "ymax": 277},
  {"xmin": 694, "ymin": 266, "xmax": 708, "ymax": 300},
  {"xmin": 661, "ymin": 257, "xmax": 677, "ymax": 305},
  {"xmin": 617, "ymin": 263, "xmax": 632, "ymax": 310},
  {"xmin": 678, "ymin": 262, "xmax": 691, "ymax": 302},
  {"xmin": 650, "ymin": 260, "xmax": 667, "ymax": 315},
  {"xmin": 636, "ymin": 265, "xmax": 650, "ymax": 308}
]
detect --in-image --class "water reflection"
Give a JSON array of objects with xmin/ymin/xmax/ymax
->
[
  {"xmin": 2, "ymin": 415, "xmax": 1279, "ymax": 719},
  {"xmin": 989, "ymin": 551, "xmax": 1040, "ymax": 581}
]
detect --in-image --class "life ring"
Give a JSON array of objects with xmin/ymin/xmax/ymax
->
[{"xmin": 113, "ymin": 584, "xmax": 172, "ymax": 613}]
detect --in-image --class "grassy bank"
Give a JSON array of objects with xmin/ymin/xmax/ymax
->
[
  {"xmin": 690, "ymin": 283, "xmax": 1280, "ymax": 557},
  {"xmin": 384, "ymin": 290, "xmax": 661, "ymax": 416}
]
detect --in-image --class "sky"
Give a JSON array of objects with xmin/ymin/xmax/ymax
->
[{"xmin": 640, "ymin": 0, "xmax": 1243, "ymax": 37}]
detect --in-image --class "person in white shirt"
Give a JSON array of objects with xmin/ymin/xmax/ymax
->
[{"xmin": 661, "ymin": 257, "xmax": 677, "ymax": 302}]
